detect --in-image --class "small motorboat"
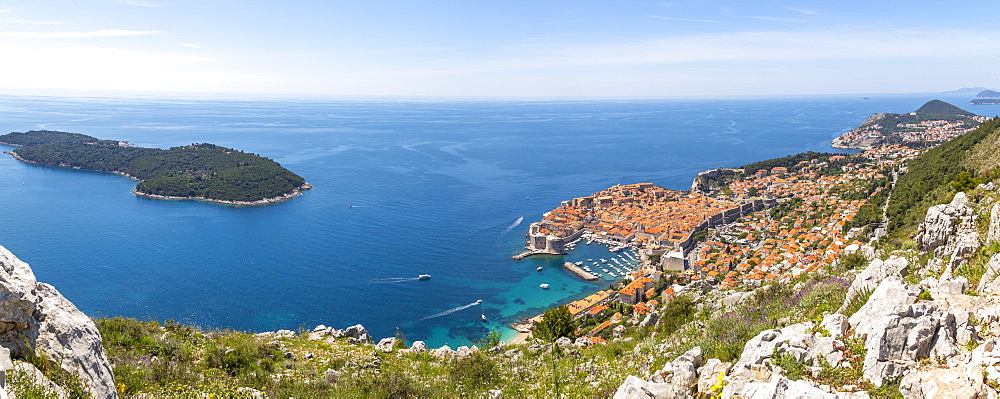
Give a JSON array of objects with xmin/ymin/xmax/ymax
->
[
  {"xmin": 476, "ymin": 299, "xmax": 483, "ymax": 304},
  {"xmin": 540, "ymin": 284, "xmax": 549, "ymax": 289},
  {"xmin": 418, "ymin": 274, "xmax": 431, "ymax": 280},
  {"xmin": 536, "ymin": 267, "xmax": 543, "ymax": 271}
]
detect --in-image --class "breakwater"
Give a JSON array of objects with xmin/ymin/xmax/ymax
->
[{"xmin": 563, "ymin": 262, "xmax": 598, "ymax": 281}]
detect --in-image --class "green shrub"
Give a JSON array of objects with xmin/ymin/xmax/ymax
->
[
  {"xmin": 657, "ymin": 295, "xmax": 696, "ymax": 335},
  {"xmin": 771, "ymin": 350, "xmax": 809, "ymax": 381},
  {"xmin": 534, "ymin": 306, "xmax": 576, "ymax": 342},
  {"xmin": 449, "ymin": 353, "xmax": 497, "ymax": 390},
  {"xmin": 204, "ymin": 333, "xmax": 283, "ymax": 377},
  {"xmin": 837, "ymin": 252, "xmax": 869, "ymax": 272},
  {"xmin": 844, "ymin": 286, "xmax": 875, "ymax": 317}
]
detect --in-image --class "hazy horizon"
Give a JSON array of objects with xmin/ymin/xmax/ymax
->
[{"xmin": 2, "ymin": 1, "xmax": 999, "ymax": 98}]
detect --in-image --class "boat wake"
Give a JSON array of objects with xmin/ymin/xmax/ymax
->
[
  {"xmin": 420, "ymin": 301, "xmax": 481, "ymax": 321},
  {"xmin": 367, "ymin": 277, "xmax": 420, "ymax": 284},
  {"xmin": 502, "ymin": 216, "xmax": 524, "ymax": 233}
]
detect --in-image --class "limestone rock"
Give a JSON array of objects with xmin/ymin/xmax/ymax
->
[
  {"xmin": 613, "ymin": 324, "xmax": 627, "ymax": 338},
  {"xmin": 409, "ymin": 341, "xmax": 427, "ymax": 352},
  {"xmin": 0, "ymin": 244, "xmax": 116, "ymax": 398},
  {"xmin": 916, "ymin": 192, "xmax": 977, "ymax": 258},
  {"xmin": 726, "ymin": 372, "xmax": 837, "ymax": 399},
  {"xmin": 375, "ymin": 337, "xmax": 396, "ymax": 353},
  {"xmin": 343, "ymin": 324, "xmax": 370, "ymax": 344},
  {"xmin": 933, "ymin": 276, "xmax": 969, "ymax": 296},
  {"xmin": 455, "ymin": 345, "xmax": 474, "ymax": 359},
  {"xmin": 695, "ymin": 358, "xmax": 729, "ymax": 394},
  {"xmin": 613, "ymin": 375, "xmax": 679, "ymax": 398},
  {"xmin": 555, "ymin": 336, "xmax": 573, "ymax": 348},
  {"xmin": 838, "ymin": 256, "xmax": 908, "ymax": 314},
  {"xmin": 431, "ymin": 345, "xmax": 454, "ymax": 358},
  {"xmin": 821, "ymin": 314, "xmax": 849, "ymax": 339},
  {"xmin": 990, "ymin": 202, "xmax": 1000, "ymax": 243},
  {"xmin": 848, "ymin": 277, "xmax": 916, "ymax": 337},
  {"xmin": 733, "ymin": 323, "xmax": 811, "ymax": 373},
  {"xmin": 848, "ymin": 278, "xmax": 964, "ymax": 386},
  {"xmin": 650, "ymin": 346, "xmax": 701, "ymax": 392},
  {"xmin": 899, "ymin": 366, "xmax": 986, "ymax": 398},
  {"xmin": 979, "ymin": 253, "xmax": 1000, "ymax": 294},
  {"xmin": 272, "ymin": 329, "xmax": 295, "ymax": 339}
]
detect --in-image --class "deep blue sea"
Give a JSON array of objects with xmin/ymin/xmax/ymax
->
[{"xmin": 0, "ymin": 93, "xmax": 997, "ymax": 347}]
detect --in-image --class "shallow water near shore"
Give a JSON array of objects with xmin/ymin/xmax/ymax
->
[{"xmin": 0, "ymin": 93, "xmax": 997, "ymax": 347}]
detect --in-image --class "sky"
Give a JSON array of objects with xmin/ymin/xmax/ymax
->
[{"xmin": 0, "ymin": 0, "xmax": 999, "ymax": 98}]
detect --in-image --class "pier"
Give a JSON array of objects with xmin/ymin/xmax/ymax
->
[
  {"xmin": 512, "ymin": 249, "xmax": 565, "ymax": 260},
  {"xmin": 563, "ymin": 262, "xmax": 599, "ymax": 281},
  {"xmin": 512, "ymin": 250, "xmax": 543, "ymax": 260}
]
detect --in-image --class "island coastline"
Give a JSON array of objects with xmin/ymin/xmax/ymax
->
[{"xmin": 2, "ymin": 131, "xmax": 312, "ymax": 205}]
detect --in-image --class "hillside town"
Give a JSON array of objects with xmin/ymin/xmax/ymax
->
[
  {"xmin": 831, "ymin": 113, "xmax": 991, "ymax": 149},
  {"xmin": 518, "ymin": 144, "xmax": 922, "ymax": 339}
]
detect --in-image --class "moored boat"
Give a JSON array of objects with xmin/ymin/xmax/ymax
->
[{"xmin": 540, "ymin": 283, "xmax": 549, "ymax": 289}]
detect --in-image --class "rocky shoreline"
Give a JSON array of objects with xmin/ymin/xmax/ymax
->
[{"xmin": 132, "ymin": 182, "xmax": 314, "ymax": 206}]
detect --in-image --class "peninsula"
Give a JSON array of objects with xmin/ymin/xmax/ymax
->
[
  {"xmin": 0, "ymin": 130, "xmax": 312, "ymax": 205},
  {"xmin": 831, "ymin": 99, "xmax": 987, "ymax": 149}
]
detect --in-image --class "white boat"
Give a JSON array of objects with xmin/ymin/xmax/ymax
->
[
  {"xmin": 476, "ymin": 299, "xmax": 483, "ymax": 304},
  {"xmin": 482, "ymin": 314, "xmax": 487, "ymax": 321},
  {"xmin": 418, "ymin": 274, "xmax": 431, "ymax": 280},
  {"xmin": 540, "ymin": 284, "xmax": 549, "ymax": 289},
  {"xmin": 536, "ymin": 267, "xmax": 543, "ymax": 271}
]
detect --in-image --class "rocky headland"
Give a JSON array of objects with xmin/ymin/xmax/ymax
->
[{"xmin": 0, "ymin": 245, "xmax": 116, "ymax": 398}]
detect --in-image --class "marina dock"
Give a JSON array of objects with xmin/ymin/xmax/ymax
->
[{"xmin": 564, "ymin": 262, "xmax": 599, "ymax": 281}]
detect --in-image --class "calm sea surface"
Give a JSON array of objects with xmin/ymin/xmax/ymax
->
[{"xmin": 0, "ymin": 93, "xmax": 996, "ymax": 347}]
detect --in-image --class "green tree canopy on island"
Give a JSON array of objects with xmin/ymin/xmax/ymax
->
[{"xmin": 0, "ymin": 130, "xmax": 309, "ymax": 203}]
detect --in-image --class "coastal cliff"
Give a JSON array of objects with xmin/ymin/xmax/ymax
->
[{"xmin": 0, "ymin": 244, "xmax": 116, "ymax": 398}]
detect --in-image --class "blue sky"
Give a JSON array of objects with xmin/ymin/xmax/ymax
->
[{"xmin": 1, "ymin": 0, "xmax": 998, "ymax": 97}]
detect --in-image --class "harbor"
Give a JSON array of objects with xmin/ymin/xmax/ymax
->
[{"xmin": 563, "ymin": 262, "xmax": 598, "ymax": 281}]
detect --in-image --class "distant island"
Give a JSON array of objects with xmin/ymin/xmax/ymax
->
[
  {"xmin": 971, "ymin": 89, "xmax": 1000, "ymax": 105},
  {"xmin": 831, "ymin": 99, "xmax": 987, "ymax": 149},
  {"xmin": 0, "ymin": 130, "xmax": 312, "ymax": 205}
]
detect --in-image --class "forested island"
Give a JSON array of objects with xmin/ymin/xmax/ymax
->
[{"xmin": 0, "ymin": 130, "xmax": 312, "ymax": 205}]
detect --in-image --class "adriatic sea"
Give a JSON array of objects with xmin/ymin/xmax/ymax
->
[{"xmin": 0, "ymin": 93, "xmax": 996, "ymax": 347}]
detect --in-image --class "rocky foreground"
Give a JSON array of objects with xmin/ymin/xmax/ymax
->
[
  {"xmin": 4, "ymin": 191, "xmax": 1000, "ymax": 397},
  {"xmin": 616, "ymin": 192, "xmax": 1000, "ymax": 398},
  {"xmin": 0, "ymin": 245, "xmax": 115, "ymax": 398}
]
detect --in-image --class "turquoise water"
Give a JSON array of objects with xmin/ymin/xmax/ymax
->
[{"xmin": 0, "ymin": 93, "xmax": 996, "ymax": 347}]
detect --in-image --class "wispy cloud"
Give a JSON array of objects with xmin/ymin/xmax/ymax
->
[
  {"xmin": 3, "ymin": 19, "xmax": 63, "ymax": 25},
  {"xmin": 0, "ymin": 29, "xmax": 162, "ymax": 39},
  {"xmin": 448, "ymin": 29, "xmax": 1000, "ymax": 72},
  {"xmin": 737, "ymin": 16, "xmax": 806, "ymax": 23},
  {"xmin": 179, "ymin": 43, "xmax": 204, "ymax": 49},
  {"xmin": 788, "ymin": 8, "xmax": 818, "ymax": 15},
  {"xmin": 123, "ymin": 0, "xmax": 164, "ymax": 7},
  {"xmin": 646, "ymin": 15, "xmax": 727, "ymax": 24},
  {"xmin": 0, "ymin": 9, "xmax": 12, "ymax": 13}
]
